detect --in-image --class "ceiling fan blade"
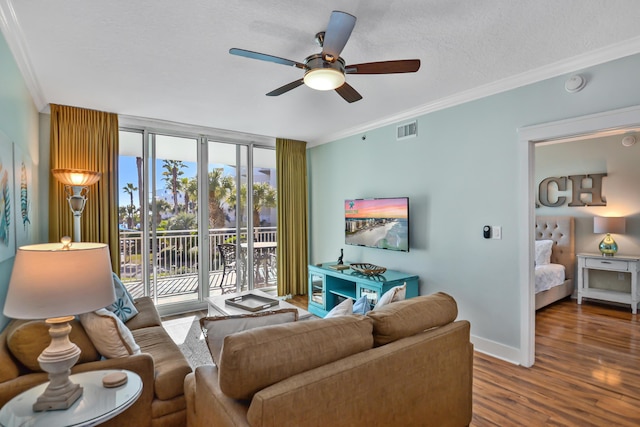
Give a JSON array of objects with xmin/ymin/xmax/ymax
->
[
  {"xmin": 266, "ymin": 79, "xmax": 305, "ymax": 96},
  {"xmin": 345, "ymin": 59, "xmax": 421, "ymax": 74},
  {"xmin": 335, "ymin": 82, "xmax": 362, "ymax": 103},
  {"xmin": 322, "ymin": 11, "xmax": 356, "ymax": 60},
  {"xmin": 229, "ymin": 48, "xmax": 305, "ymax": 69}
]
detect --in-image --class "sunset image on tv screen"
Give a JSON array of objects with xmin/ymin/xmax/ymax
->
[{"xmin": 345, "ymin": 198, "xmax": 409, "ymax": 252}]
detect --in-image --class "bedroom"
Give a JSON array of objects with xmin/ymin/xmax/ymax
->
[{"xmin": 534, "ymin": 132, "xmax": 640, "ymax": 311}]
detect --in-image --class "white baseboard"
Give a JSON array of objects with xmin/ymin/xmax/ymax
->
[{"xmin": 471, "ymin": 334, "xmax": 522, "ymax": 365}]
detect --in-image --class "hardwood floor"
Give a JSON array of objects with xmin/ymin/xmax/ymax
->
[
  {"xmin": 168, "ymin": 295, "xmax": 640, "ymax": 425},
  {"xmin": 473, "ymin": 299, "xmax": 640, "ymax": 426}
]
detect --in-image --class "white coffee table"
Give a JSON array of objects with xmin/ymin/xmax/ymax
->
[
  {"xmin": 0, "ymin": 369, "xmax": 142, "ymax": 427},
  {"xmin": 206, "ymin": 289, "xmax": 312, "ymax": 320}
]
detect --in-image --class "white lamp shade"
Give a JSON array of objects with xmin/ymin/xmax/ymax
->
[
  {"xmin": 4, "ymin": 243, "xmax": 115, "ymax": 319},
  {"xmin": 593, "ymin": 216, "xmax": 626, "ymax": 234}
]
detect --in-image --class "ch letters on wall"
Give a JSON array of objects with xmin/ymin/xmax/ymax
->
[{"xmin": 537, "ymin": 173, "xmax": 607, "ymax": 207}]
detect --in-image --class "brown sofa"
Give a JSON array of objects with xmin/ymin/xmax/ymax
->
[
  {"xmin": 185, "ymin": 292, "xmax": 473, "ymax": 427},
  {"xmin": 0, "ymin": 296, "xmax": 192, "ymax": 427}
]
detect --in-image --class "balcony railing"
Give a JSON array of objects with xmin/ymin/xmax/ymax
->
[{"xmin": 119, "ymin": 227, "xmax": 277, "ymax": 301}]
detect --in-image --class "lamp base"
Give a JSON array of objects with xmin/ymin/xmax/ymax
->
[
  {"xmin": 34, "ymin": 316, "xmax": 83, "ymax": 411},
  {"xmin": 599, "ymin": 233, "xmax": 618, "ymax": 257},
  {"xmin": 33, "ymin": 383, "xmax": 82, "ymax": 411}
]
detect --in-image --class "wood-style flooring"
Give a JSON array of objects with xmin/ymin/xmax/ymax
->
[
  {"xmin": 285, "ymin": 295, "xmax": 640, "ymax": 426},
  {"xmin": 473, "ymin": 299, "xmax": 640, "ymax": 426}
]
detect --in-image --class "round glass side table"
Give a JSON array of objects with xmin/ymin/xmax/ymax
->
[{"xmin": 0, "ymin": 369, "xmax": 142, "ymax": 427}]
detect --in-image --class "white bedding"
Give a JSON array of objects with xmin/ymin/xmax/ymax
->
[{"xmin": 535, "ymin": 263, "xmax": 566, "ymax": 293}]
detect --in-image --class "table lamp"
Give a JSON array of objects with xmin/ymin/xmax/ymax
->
[
  {"xmin": 3, "ymin": 239, "xmax": 115, "ymax": 411},
  {"xmin": 593, "ymin": 216, "xmax": 626, "ymax": 256},
  {"xmin": 51, "ymin": 168, "xmax": 102, "ymax": 242}
]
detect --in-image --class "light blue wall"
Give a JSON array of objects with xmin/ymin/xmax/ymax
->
[
  {"xmin": 308, "ymin": 53, "xmax": 640, "ymax": 354},
  {"xmin": 0, "ymin": 31, "xmax": 40, "ymax": 330}
]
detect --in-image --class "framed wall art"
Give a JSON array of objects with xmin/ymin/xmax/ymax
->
[
  {"xmin": 13, "ymin": 143, "xmax": 33, "ymax": 248},
  {"xmin": 0, "ymin": 131, "xmax": 16, "ymax": 262}
]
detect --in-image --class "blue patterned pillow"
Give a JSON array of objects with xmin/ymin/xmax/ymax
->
[
  {"xmin": 106, "ymin": 273, "xmax": 139, "ymax": 323},
  {"xmin": 352, "ymin": 295, "xmax": 371, "ymax": 315}
]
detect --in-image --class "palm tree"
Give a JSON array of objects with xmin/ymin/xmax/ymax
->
[
  {"xmin": 162, "ymin": 160, "xmax": 185, "ymax": 214},
  {"xmin": 251, "ymin": 182, "xmax": 277, "ymax": 227},
  {"xmin": 228, "ymin": 181, "xmax": 277, "ymax": 231},
  {"xmin": 181, "ymin": 176, "xmax": 198, "ymax": 213},
  {"xmin": 154, "ymin": 199, "xmax": 172, "ymax": 223},
  {"xmin": 122, "ymin": 182, "xmax": 138, "ymax": 229},
  {"xmin": 167, "ymin": 212, "xmax": 197, "ymax": 231},
  {"xmin": 207, "ymin": 168, "xmax": 234, "ymax": 229}
]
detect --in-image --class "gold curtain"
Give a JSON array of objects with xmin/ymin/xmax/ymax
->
[
  {"xmin": 276, "ymin": 138, "xmax": 308, "ymax": 296},
  {"xmin": 49, "ymin": 104, "xmax": 120, "ymax": 272}
]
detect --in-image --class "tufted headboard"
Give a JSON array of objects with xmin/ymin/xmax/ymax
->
[{"xmin": 535, "ymin": 216, "xmax": 575, "ymax": 279}]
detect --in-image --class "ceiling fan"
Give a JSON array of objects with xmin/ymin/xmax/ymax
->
[{"xmin": 229, "ymin": 10, "xmax": 421, "ymax": 103}]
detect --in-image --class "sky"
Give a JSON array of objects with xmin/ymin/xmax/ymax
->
[
  {"xmin": 118, "ymin": 157, "xmax": 244, "ymax": 207},
  {"xmin": 118, "ymin": 157, "xmax": 197, "ymax": 207},
  {"xmin": 344, "ymin": 198, "xmax": 409, "ymax": 219}
]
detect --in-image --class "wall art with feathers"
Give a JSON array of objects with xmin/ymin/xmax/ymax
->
[
  {"xmin": 13, "ymin": 142, "xmax": 32, "ymax": 249},
  {"xmin": 0, "ymin": 131, "xmax": 16, "ymax": 263}
]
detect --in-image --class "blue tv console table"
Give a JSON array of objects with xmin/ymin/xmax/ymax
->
[{"xmin": 308, "ymin": 263, "xmax": 419, "ymax": 317}]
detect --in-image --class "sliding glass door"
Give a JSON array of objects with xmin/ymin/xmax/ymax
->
[
  {"xmin": 150, "ymin": 134, "xmax": 200, "ymax": 305},
  {"xmin": 206, "ymin": 141, "xmax": 278, "ymax": 294},
  {"xmin": 118, "ymin": 128, "xmax": 276, "ymax": 314}
]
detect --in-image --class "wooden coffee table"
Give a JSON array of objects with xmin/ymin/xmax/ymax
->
[{"xmin": 206, "ymin": 289, "xmax": 312, "ymax": 320}]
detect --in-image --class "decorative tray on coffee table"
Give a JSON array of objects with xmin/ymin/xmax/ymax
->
[
  {"xmin": 225, "ymin": 293, "xmax": 279, "ymax": 312},
  {"xmin": 350, "ymin": 263, "xmax": 387, "ymax": 276}
]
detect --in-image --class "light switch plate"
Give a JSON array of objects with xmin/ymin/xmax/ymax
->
[{"xmin": 492, "ymin": 226, "xmax": 502, "ymax": 240}]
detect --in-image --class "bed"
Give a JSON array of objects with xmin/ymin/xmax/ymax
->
[{"xmin": 534, "ymin": 216, "xmax": 575, "ymax": 310}]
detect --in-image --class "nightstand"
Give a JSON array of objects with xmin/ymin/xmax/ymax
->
[{"xmin": 576, "ymin": 253, "xmax": 640, "ymax": 314}]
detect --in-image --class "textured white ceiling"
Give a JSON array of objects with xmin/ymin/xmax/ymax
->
[{"xmin": 2, "ymin": 0, "xmax": 640, "ymax": 145}]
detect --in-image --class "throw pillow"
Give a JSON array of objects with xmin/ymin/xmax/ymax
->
[
  {"xmin": 200, "ymin": 309, "xmax": 298, "ymax": 365},
  {"xmin": 373, "ymin": 283, "xmax": 407, "ymax": 310},
  {"xmin": 324, "ymin": 298, "xmax": 353, "ymax": 318},
  {"xmin": 106, "ymin": 273, "xmax": 139, "ymax": 323},
  {"xmin": 352, "ymin": 295, "xmax": 371, "ymax": 315},
  {"xmin": 367, "ymin": 292, "xmax": 458, "ymax": 346},
  {"xmin": 535, "ymin": 240, "xmax": 554, "ymax": 266},
  {"xmin": 79, "ymin": 308, "xmax": 141, "ymax": 358}
]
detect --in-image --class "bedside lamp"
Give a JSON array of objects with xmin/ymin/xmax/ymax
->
[
  {"xmin": 52, "ymin": 168, "xmax": 102, "ymax": 242},
  {"xmin": 3, "ymin": 239, "xmax": 115, "ymax": 411},
  {"xmin": 593, "ymin": 216, "xmax": 626, "ymax": 257}
]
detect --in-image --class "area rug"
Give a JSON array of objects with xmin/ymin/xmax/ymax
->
[{"xmin": 161, "ymin": 315, "xmax": 212, "ymax": 368}]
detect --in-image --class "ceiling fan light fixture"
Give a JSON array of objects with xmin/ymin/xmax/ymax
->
[{"xmin": 304, "ymin": 68, "xmax": 345, "ymax": 91}]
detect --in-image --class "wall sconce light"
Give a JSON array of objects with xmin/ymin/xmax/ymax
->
[
  {"xmin": 52, "ymin": 168, "xmax": 102, "ymax": 242},
  {"xmin": 593, "ymin": 216, "xmax": 626, "ymax": 256}
]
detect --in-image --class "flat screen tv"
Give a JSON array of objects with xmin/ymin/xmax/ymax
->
[{"xmin": 345, "ymin": 197, "xmax": 409, "ymax": 252}]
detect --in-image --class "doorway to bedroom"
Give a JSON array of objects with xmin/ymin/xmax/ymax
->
[{"xmin": 520, "ymin": 105, "xmax": 640, "ymax": 366}]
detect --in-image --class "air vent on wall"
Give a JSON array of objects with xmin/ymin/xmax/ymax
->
[{"xmin": 397, "ymin": 121, "xmax": 417, "ymax": 140}]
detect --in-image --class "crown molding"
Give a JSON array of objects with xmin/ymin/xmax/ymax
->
[
  {"xmin": 308, "ymin": 35, "xmax": 640, "ymax": 148},
  {"xmin": 0, "ymin": 0, "xmax": 46, "ymax": 111}
]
